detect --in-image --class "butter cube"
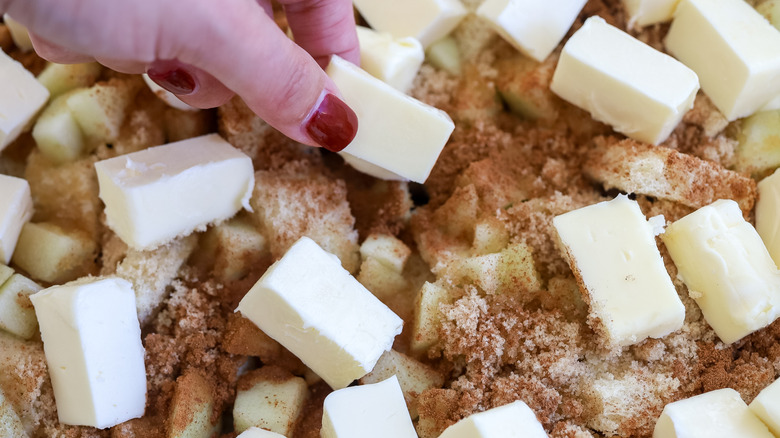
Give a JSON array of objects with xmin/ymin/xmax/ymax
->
[
  {"xmin": 95, "ymin": 133, "xmax": 254, "ymax": 250},
  {"xmin": 621, "ymin": 0, "xmax": 681, "ymax": 27},
  {"xmin": 665, "ymin": 0, "xmax": 780, "ymax": 121},
  {"xmin": 757, "ymin": 169, "xmax": 780, "ymax": 266},
  {"xmin": 0, "ymin": 273, "xmax": 42, "ymax": 339},
  {"xmin": 654, "ymin": 388, "xmax": 773, "ymax": 438},
  {"xmin": 476, "ymin": 0, "xmax": 587, "ymax": 62},
  {"xmin": 321, "ymin": 376, "xmax": 417, "ymax": 438},
  {"xmin": 2, "ymin": 15, "xmax": 33, "ymax": 52},
  {"xmin": 356, "ymin": 26, "xmax": 424, "ymax": 93},
  {"xmin": 0, "ymin": 49, "xmax": 49, "ymax": 150},
  {"xmin": 750, "ymin": 378, "xmax": 780, "ymax": 436},
  {"xmin": 236, "ymin": 237, "xmax": 403, "ymax": 389},
  {"xmin": 237, "ymin": 428, "xmax": 286, "ymax": 438},
  {"xmin": 662, "ymin": 199, "xmax": 780, "ymax": 344},
  {"xmin": 553, "ymin": 195, "xmax": 684, "ymax": 347},
  {"xmin": 550, "ymin": 16, "xmax": 699, "ymax": 145},
  {"xmin": 327, "ymin": 56, "xmax": 455, "ymax": 183},
  {"xmin": 352, "ymin": 0, "xmax": 467, "ymax": 48},
  {"xmin": 29, "ymin": 277, "xmax": 146, "ymax": 429},
  {"xmin": 0, "ymin": 175, "xmax": 32, "ymax": 264},
  {"xmin": 439, "ymin": 401, "xmax": 547, "ymax": 438}
]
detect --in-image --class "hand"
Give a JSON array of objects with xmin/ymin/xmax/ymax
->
[{"xmin": 1, "ymin": 0, "xmax": 360, "ymax": 151}]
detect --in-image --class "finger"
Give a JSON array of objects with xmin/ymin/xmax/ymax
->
[
  {"xmin": 281, "ymin": 0, "xmax": 360, "ymax": 68},
  {"xmin": 28, "ymin": 33, "xmax": 95, "ymax": 64},
  {"xmin": 144, "ymin": 60, "xmax": 235, "ymax": 109}
]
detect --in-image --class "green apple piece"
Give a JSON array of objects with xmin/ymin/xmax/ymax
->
[
  {"xmin": 0, "ymin": 387, "xmax": 26, "ymax": 437},
  {"xmin": 32, "ymin": 89, "xmax": 86, "ymax": 165},
  {"xmin": 2, "ymin": 14, "xmax": 33, "ymax": 52},
  {"xmin": 0, "ymin": 265, "xmax": 14, "ymax": 286},
  {"xmin": 360, "ymin": 234, "xmax": 411, "ymax": 273},
  {"xmin": 360, "ymin": 349, "xmax": 444, "ymax": 419},
  {"xmin": 168, "ymin": 370, "xmax": 216, "ymax": 438},
  {"xmin": 495, "ymin": 54, "xmax": 559, "ymax": 121},
  {"xmin": 11, "ymin": 222, "xmax": 97, "ymax": 284},
  {"xmin": 410, "ymin": 281, "xmax": 454, "ymax": 355},
  {"xmin": 200, "ymin": 217, "xmax": 268, "ymax": 282},
  {"xmin": 735, "ymin": 109, "xmax": 780, "ymax": 176},
  {"xmin": 36, "ymin": 62, "xmax": 102, "ymax": 99},
  {"xmin": 758, "ymin": 0, "xmax": 780, "ymax": 30},
  {"xmin": 233, "ymin": 367, "xmax": 308, "ymax": 436},
  {"xmin": 66, "ymin": 79, "xmax": 139, "ymax": 142},
  {"xmin": 471, "ymin": 218, "xmax": 510, "ymax": 255},
  {"xmin": 426, "ymin": 37, "xmax": 461, "ymax": 76},
  {"xmin": 0, "ymin": 273, "xmax": 41, "ymax": 339},
  {"xmin": 357, "ymin": 257, "xmax": 410, "ymax": 301}
]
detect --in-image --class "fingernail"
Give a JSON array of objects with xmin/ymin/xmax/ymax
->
[
  {"xmin": 146, "ymin": 63, "xmax": 197, "ymax": 95},
  {"xmin": 305, "ymin": 93, "xmax": 358, "ymax": 152}
]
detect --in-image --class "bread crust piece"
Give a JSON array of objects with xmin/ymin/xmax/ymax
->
[{"xmin": 584, "ymin": 136, "xmax": 756, "ymax": 215}]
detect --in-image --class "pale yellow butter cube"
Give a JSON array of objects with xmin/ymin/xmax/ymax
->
[
  {"xmin": 439, "ymin": 401, "xmax": 547, "ymax": 438},
  {"xmin": 662, "ymin": 199, "xmax": 780, "ymax": 344},
  {"xmin": 757, "ymin": 169, "xmax": 780, "ymax": 266},
  {"xmin": 621, "ymin": 0, "xmax": 681, "ymax": 27},
  {"xmin": 750, "ymin": 378, "xmax": 780, "ymax": 436},
  {"xmin": 352, "ymin": 0, "xmax": 467, "ymax": 48},
  {"xmin": 551, "ymin": 16, "xmax": 699, "ymax": 145},
  {"xmin": 327, "ymin": 56, "xmax": 455, "ymax": 183},
  {"xmin": 665, "ymin": 0, "xmax": 780, "ymax": 121},
  {"xmin": 553, "ymin": 195, "xmax": 684, "ymax": 347},
  {"xmin": 476, "ymin": 0, "xmax": 587, "ymax": 62},
  {"xmin": 654, "ymin": 388, "xmax": 773, "ymax": 438},
  {"xmin": 0, "ymin": 175, "xmax": 32, "ymax": 265}
]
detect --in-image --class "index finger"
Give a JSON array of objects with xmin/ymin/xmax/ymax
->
[{"xmin": 281, "ymin": 0, "xmax": 360, "ymax": 68}]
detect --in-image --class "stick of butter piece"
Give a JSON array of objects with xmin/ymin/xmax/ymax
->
[
  {"xmin": 438, "ymin": 400, "xmax": 547, "ymax": 438},
  {"xmin": 95, "ymin": 133, "xmax": 254, "ymax": 250},
  {"xmin": 2, "ymin": 15, "xmax": 34, "ymax": 53},
  {"xmin": 750, "ymin": 378, "xmax": 780, "ymax": 436},
  {"xmin": 550, "ymin": 16, "xmax": 699, "ymax": 145},
  {"xmin": 662, "ymin": 199, "xmax": 780, "ymax": 344},
  {"xmin": 0, "ymin": 174, "xmax": 32, "ymax": 265},
  {"xmin": 0, "ymin": 48, "xmax": 50, "ymax": 150},
  {"xmin": 476, "ymin": 0, "xmax": 587, "ymax": 62},
  {"xmin": 553, "ymin": 195, "xmax": 684, "ymax": 347},
  {"xmin": 352, "ymin": 0, "xmax": 467, "ymax": 48},
  {"xmin": 29, "ymin": 277, "xmax": 146, "ymax": 429},
  {"xmin": 665, "ymin": 0, "xmax": 780, "ymax": 121},
  {"xmin": 621, "ymin": 0, "xmax": 681, "ymax": 28},
  {"xmin": 327, "ymin": 55, "xmax": 455, "ymax": 183},
  {"xmin": 356, "ymin": 26, "xmax": 424, "ymax": 93},
  {"xmin": 236, "ymin": 237, "xmax": 403, "ymax": 390},
  {"xmin": 654, "ymin": 388, "xmax": 774, "ymax": 438},
  {"xmin": 321, "ymin": 376, "xmax": 417, "ymax": 438},
  {"xmin": 757, "ymin": 169, "xmax": 780, "ymax": 267}
]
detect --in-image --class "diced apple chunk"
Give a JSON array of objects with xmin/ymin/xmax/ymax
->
[
  {"xmin": 197, "ymin": 216, "xmax": 269, "ymax": 281},
  {"xmin": 426, "ymin": 36, "xmax": 462, "ymax": 76},
  {"xmin": 735, "ymin": 110, "xmax": 780, "ymax": 177},
  {"xmin": 357, "ymin": 257, "xmax": 410, "ymax": 301},
  {"xmin": 32, "ymin": 89, "xmax": 86, "ymax": 165},
  {"xmin": 411, "ymin": 281, "xmax": 454, "ymax": 355},
  {"xmin": 0, "ymin": 273, "xmax": 41, "ymax": 339},
  {"xmin": 66, "ymin": 78, "xmax": 141, "ymax": 143},
  {"xmin": 444, "ymin": 242, "xmax": 541, "ymax": 295},
  {"xmin": 233, "ymin": 366, "xmax": 308, "ymax": 435},
  {"xmin": 360, "ymin": 234, "xmax": 412, "ymax": 273},
  {"xmin": 0, "ymin": 387, "xmax": 26, "ymax": 437},
  {"xmin": 495, "ymin": 54, "xmax": 559, "ymax": 121},
  {"xmin": 360, "ymin": 349, "xmax": 444, "ymax": 419},
  {"xmin": 168, "ymin": 370, "xmax": 217, "ymax": 438},
  {"xmin": 471, "ymin": 217, "xmax": 509, "ymax": 255},
  {"xmin": 36, "ymin": 62, "xmax": 102, "ymax": 99},
  {"xmin": 11, "ymin": 222, "xmax": 97, "ymax": 284},
  {"xmin": 0, "ymin": 264, "xmax": 13, "ymax": 286}
]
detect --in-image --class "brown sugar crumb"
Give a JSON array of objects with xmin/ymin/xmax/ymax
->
[{"xmin": 584, "ymin": 136, "xmax": 756, "ymax": 214}]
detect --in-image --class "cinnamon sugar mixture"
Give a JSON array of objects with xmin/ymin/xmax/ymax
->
[{"xmin": 2, "ymin": 1, "xmax": 779, "ymax": 437}]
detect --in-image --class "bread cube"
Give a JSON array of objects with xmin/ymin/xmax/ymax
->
[
  {"xmin": 32, "ymin": 89, "xmax": 86, "ymax": 165},
  {"xmin": 0, "ymin": 387, "xmax": 26, "ymax": 437},
  {"xmin": 360, "ymin": 349, "xmax": 444, "ymax": 418},
  {"xmin": 36, "ymin": 62, "xmax": 102, "ymax": 99},
  {"xmin": 167, "ymin": 370, "xmax": 216, "ymax": 438},
  {"xmin": 0, "ymin": 273, "xmax": 42, "ymax": 339},
  {"xmin": 471, "ymin": 218, "xmax": 509, "ymax": 255},
  {"xmin": 233, "ymin": 367, "xmax": 308, "ymax": 435},
  {"xmin": 11, "ymin": 222, "xmax": 97, "ymax": 284}
]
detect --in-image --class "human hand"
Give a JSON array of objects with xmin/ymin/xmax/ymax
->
[{"xmin": 1, "ymin": 0, "xmax": 360, "ymax": 151}]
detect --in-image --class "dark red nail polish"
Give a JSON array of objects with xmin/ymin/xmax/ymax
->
[
  {"xmin": 305, "ymin": 93, "xmax": 358, "ymax": 152},
  {"xmin": 147, "ymin": 65, "xmax": 197, "ymax": 95}
]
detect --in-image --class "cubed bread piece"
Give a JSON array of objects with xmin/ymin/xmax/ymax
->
[
  {"xmin": 250, "ymin": 161, "xmax": 360, "ymax": 273},
  {"xmin": 233, "ymin": 366, "xmax": 308, "ymax": 435},
  {"xmin": 11, "ymin": 222, "xmax": 97, "ymax": 284},
  {"xmin": 584, "ymin": 137, "xmax": 756, "ymax": 215},
  {"xmin": 0, "ymin": 386, "xmax": 26, "ymax": 437}
]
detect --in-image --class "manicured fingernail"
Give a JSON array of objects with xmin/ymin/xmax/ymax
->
[
  {"xmin": 305, "ymin": 93, "xmax": 358, "ymax": 152},
  {"xmin": 146, "ymin": 63, "xmax": 197, "ymax": 95}
]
